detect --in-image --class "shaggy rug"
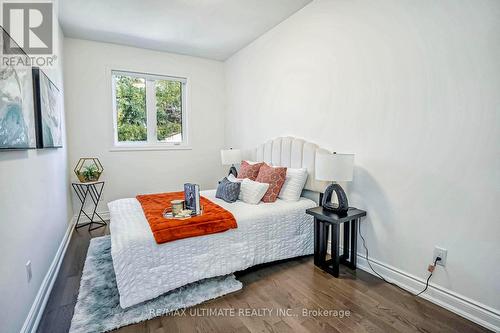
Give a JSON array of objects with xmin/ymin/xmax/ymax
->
[{"xmin": 69, "ymin": 235, "xmax": 242, "ymax": 333}]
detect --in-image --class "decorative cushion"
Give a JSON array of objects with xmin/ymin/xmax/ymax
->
[
  {"xmin": 255, "ymin": 163, "xmax": 287, "ymax": 203},
  {"xmin": 215, "ymin": 177, "xmax": 241, "ymax": 203},
  {"xmin": 238, "ymin": 179, "xmax": 269, "ymax": 204},
  {"xmin": 237, "ymin": 161, "xmax": 263, "ymax": 181},
  {"xmin": 227, "ymin": 174, "xmax": 242, "ymax": 183},
  {"xmin": 278, "ymin": 168, "xmax": 308, "ymax": 201}
]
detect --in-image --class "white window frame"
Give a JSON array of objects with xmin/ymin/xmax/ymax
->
[{"xmin": 110, "ymin": 70, "xmax": 189, "ymax": 151}]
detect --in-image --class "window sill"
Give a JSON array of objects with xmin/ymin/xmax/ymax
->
[{"xmin": 110, "ymin": 144, "xmax": 192, "ymax": 152}]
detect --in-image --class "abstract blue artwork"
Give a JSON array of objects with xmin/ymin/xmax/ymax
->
[
  {"xmin": 33, "ymin": 68, "xmax": 62, "ymax": 148},
  {"xmin": 0, "ymin": 28, "xmax": 36, "ymax": 149}
]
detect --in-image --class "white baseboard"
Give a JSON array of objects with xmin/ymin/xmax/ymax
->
[
  {"xmin": 22, "ymin": 210, "xmax": 110, "ymax": 332},
  {"xmin": 327, "ymin": 242, "xmax": 500, "ymax": 331},
  {"xmin": 20, "ymin": 218, "xmax": 76, "ymax": 333}
]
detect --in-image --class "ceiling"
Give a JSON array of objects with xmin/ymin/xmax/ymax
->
[{"xmin": 59, "ymin": 0, "xmax": 312, "ymax": 61}]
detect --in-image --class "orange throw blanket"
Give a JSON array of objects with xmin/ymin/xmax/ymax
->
[{"xmin": 136, "ymin": 192, "xmax": 237, "ymax": 244}]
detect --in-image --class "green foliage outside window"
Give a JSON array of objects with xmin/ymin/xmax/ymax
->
[
  {"xmin": 115, "ymin": 76, "xmax": 147, "ymax": 141},
  {"xmin": 115, "ymin": 75, "xmax": 182, "ymax": 143},
  {"xmin": 156, "ymin": 80, "xmax": 182, "ymax": 141}
]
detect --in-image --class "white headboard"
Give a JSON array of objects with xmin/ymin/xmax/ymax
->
[{"xmin": 252, "ymin": 137, "xmax": 330, "ymax": 193}]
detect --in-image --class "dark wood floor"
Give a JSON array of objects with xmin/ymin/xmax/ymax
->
[{"xmin": 38, "ymin": 225, "xmax": 489, "ymax": 333}]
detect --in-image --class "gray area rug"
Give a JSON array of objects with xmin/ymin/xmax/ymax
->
[{"xmin": 69, "ymin": 235, "xmax": 242, "ymax": 333}]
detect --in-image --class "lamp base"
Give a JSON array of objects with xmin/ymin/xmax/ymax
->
[
  {"xmin": 228, "ymin": 166, "xmax": 238, "ymax": 177},
  {"xmin": 322, "ymin": 183, "xmax": 349, "ymax": 215}
]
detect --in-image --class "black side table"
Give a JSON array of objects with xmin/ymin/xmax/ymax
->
[
  {"xmin": 306, "ymin": 206, "xmax": 367, "ymax": 277},
  {"xmin": 71, "ymin": 181, "xmax": 107, "ymax": 231}
]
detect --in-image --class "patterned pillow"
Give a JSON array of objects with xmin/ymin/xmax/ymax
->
[
  {"xmin": 255, "ymin": 163, "xmax": 287, "ymax": 203},
  {"xmin": 237, "ymin": 161, "xmax": 263, "ymax": 181},
  {"xmin": 215, "ymin": 177, "xmax": 241, "ymax": 203}
]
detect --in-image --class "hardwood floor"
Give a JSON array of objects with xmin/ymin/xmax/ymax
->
[{"xmin": 37, "ymin": 225, "xmax": 490, "ymax": 333}]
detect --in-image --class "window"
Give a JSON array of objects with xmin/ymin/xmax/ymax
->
[{"xmin": 111, "ymin": 70, "xmax": 188, "ymax": 149}]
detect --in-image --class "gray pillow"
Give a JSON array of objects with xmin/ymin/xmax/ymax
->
[{"xmin": 216, "ymin": 177, "xmax": 241, "ymax": 203}]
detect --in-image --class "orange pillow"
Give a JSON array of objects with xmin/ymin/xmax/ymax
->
[
  {"xmin": 255, "ymin": 163, "xmax": 287, "ymax": 203},
  {"xmin": 237, "ymin": 161, "xmax": 263, "ymax": 181}
]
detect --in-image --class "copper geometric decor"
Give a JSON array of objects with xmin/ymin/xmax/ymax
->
[{"xmin": 74, "ymin": 158, "xmax": 104, "ymax": 183}]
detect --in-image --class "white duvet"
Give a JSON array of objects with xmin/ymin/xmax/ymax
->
[{"xmin": 109, "ymin": 190, "xmax": 316, "ymax": 308}]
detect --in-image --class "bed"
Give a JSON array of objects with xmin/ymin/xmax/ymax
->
[{"xmin": 109, "ymin": 137, "xmax": 330, "ymax": 308}]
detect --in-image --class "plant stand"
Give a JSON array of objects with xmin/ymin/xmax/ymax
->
[{"xmin": 72, "ymin": 181, "xmax": 107, "ymax": 231}]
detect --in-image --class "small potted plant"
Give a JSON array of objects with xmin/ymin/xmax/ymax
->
[{"xmin": 74, "ymin": 158, "xmax": 104, "ymax": 183}]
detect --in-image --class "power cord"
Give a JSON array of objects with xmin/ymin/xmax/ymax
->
[
  {"xmin": 415, "ymin": 256, "xmax": 441, "ymax": 296},
  {"xmin": 358, "ymin": 222, "xmax": 441, "ymax": 297}
]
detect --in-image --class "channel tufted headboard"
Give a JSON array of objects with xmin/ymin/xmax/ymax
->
[{"xmin": 251, "ymin": 137, "xmax": 330, "ymax": 193}]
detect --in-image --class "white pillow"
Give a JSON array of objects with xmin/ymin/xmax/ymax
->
[
  {"xmin": 278, "ymin": 168, "xmax": 308, "ymax": 201},
  {"xmin": 227, "ymin": 174, "xmax": 241, "ymax": 183},
  {"xmin": 238, "ymin": 178, "xmax": 269, "ymax": 204}
]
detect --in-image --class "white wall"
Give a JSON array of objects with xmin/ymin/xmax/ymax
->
[
  {"xmin": 226, "ymin": 0, "xmax": 500, "ymax": 315},
  {"xmin": 63, "ymin": 39, "xmax": 226, "ymax": 211},
  {"xmin": 0, "ymin": 26, "xmax": 71, "ymax": 333}
]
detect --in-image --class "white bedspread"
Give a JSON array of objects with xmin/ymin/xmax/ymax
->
[{"xmin": 109, "ymin": 190, "xmax": 315, "ymax": 308}]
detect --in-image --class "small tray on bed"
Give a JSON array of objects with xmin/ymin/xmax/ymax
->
[{"xmin": 162, "ymin": 207, "xmax": 203, "ymax": 220}]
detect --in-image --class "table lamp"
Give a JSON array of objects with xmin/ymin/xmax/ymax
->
[
  {"xmin": 220, "ymin": 148, "xmax": 242, "ymax": 177},
  {"xmin": 315, "ymin": 152, "xmax": 354, "ymax": 214}
]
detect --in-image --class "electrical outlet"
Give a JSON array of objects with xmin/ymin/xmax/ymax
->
[
  {"xmin": 433, "ymin": 247, "xmax": 447, "ymax": 267},
  {"xmin": 25, "ymin": 261, "xmax": 32, "ymax": 282}
]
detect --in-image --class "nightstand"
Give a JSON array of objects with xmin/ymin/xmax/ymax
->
[{"xmin": 306, "ymin": 206, "xmax": 367, "ymax": 277}]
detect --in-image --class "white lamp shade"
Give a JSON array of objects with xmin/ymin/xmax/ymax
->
[
  {"xmin": 315, "ymin": 152, "xmax": 354, "ymax": 182},
  {"xmin": 220, "ymin": 149, "xmax": 242, "ymax": 165}
]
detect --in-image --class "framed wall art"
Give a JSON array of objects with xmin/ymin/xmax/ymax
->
[
  {"xmin": 32, "ymin": 67, "xmax": 62, "ymax": 148},
  {"xmin": 0, "ymin": 27, "xmax": 37, "ymax": 150}
]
